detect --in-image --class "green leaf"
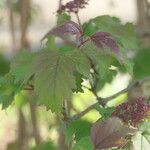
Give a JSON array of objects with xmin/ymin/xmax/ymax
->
[
  {"xmin": 83, "ymin": 15, "xmax": 138, "ymax": 50},
  {"xmin": 132, "ymin": 132, "xmax": 150, "ymax": 150},
  {"xmin": 15, "ymin": 91, "xmax": 28, "ymax": 108},
  {"xmin": 72, "ymin": 136, "xmax": 93, "ymax": 150},
  {"xmin": 140, "ymin": 122, "xmax": 150, "ymax": 135},
  {"xmin": 31, "ymin": 141, "xmax": 56, "ymax": 150},
  {"xmin": 0, "ymin": 54, "xmax": 10, "ymax": 76},
  {"xmin": 57, "ymin": 12, "xmax": 71, "ymax": 25},
  {"xmin": 28, "ymin": 49, "xmax": 90, "ymax": 112},
  {"xmin": 73, "ymin": 72, "xmax": 84, "ymax": 93},
  {"xmin": 45, "ymin": 35, "xmax": 57, "ymax": 50},
  {"xmin": 80, "ymin": 43, "xmax": 121, "ymax": 89},
  {"xmin": 10, "ymin": 50, "xmax": 35, "ymax": 83},
  {"xmin": 66, "ymin": 120, "xmax": 92, "ymax": 143},
  {"xmin": 95, "ymin": 105, "xmax": 115, "ymax": 119},
  {"xmin": 132, "ymin": 122, "xmax": 150, "ymax": 150},
  {"xmin": 133, "ymin": 48, "xmax": 150, "ymax": 79},
  {"xmin": 0, "ymin": 74, "xmax": 20, "ymax": 109}
]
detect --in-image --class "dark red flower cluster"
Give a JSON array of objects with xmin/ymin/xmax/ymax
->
[
  {"xmin": 57, "ymin": 0, "xmax": 89, "ymax": 14},
  {"xmin": 112, "ymin": 98, "xmax": 150, "ymax": 127}
]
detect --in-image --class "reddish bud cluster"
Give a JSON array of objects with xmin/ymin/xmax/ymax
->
[
  {"xmin": 57, "ymin": 0, "xmax": 89, "ymax": 14},
  {"xmin": 112, "ymin": 98, "xmax": 150, "ymax": 127}
]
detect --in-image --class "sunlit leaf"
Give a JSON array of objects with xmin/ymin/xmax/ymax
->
[
  {"xmin": 132, "ymin": 132, "xmax": 150, "ymax": 150},
  {"xmin": 72, "ymin": 136, "xmax": 93, "ymax": 150}
]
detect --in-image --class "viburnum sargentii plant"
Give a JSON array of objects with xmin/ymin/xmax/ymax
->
[{"xmin": 1, "ymin": 0, "xmax": 150, "ymax": 149}]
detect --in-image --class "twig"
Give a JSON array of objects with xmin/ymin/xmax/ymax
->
[
  {"xmin": 29, "ymin": 100, "xmax": 41, "ymax": 145},
  {"xmin": 75, "ymin": 12, "xmax": 82, "ymax": 29},
  {"xmin": 68, "ymin": 78, "xmax": 150, "ymax": 123},
  {"xmin": 59, "ymin": 0, "xmax": 63, "ymax": 9}
]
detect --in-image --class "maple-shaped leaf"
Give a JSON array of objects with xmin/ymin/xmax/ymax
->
[
  {"xmin": 91, "ymin": 117, "xmax": 135, "ymax": 150},
  {"xmin": 51, "ymin": 21, "xmax": 83, "ymax": 37},
  {"xmin": 27, "ymin": 49, "xmax": 90, "ymax": 112},
  {"xmin": 91, "ymin": 32, "xmax": 119, "ymax": 54}
]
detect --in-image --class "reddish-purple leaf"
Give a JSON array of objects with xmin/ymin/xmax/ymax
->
[
  {"xmin": 91, "ymin": 32, "xmax": 119, "ymax": 53},
  {"xmin": 91, "ymin": 117, "xmax": 135, "ymax": 150},
  {"xmin": 51, "ymin": 21, "xmax": 83, "ymax": 37}
]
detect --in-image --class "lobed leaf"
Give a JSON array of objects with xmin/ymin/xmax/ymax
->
[
  {"xmin": 83, "ymin": 15, "xmax": 138, "ymax": 50},
  {"xmin": 27, "ymin": 49, "xmax": 90, "ymax": 112}
]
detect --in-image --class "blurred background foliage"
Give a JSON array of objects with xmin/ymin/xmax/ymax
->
[{"xmin": 0, "ymin": 0, "xmax": 150, "ymax": 150}]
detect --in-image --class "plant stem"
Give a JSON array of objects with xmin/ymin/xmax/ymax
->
[
  {"xmin": 76, "ymin": 12, "xmax": 82, "ymax": 29},
  {"xmin": 68, "ymin": 78, "xmax": 150, "ymax": 123},
  {"xmin": 29, "ymin": 100, "xmax": 41, "ymax": 145},
  {"xmin": 59, "ymin": 0, "xmax": 63, "ymax": 8}
]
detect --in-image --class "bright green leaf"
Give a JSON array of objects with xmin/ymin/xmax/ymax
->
[
  {"xmin": 66, "ymin": 120, "xmax": 92, "ymax": 143},
  {"xmin": 72, "ymin": 136, "xmax": 93, "ymax": 150},
  {"xmin": 132, "ymin": 132, "xmax": 150, "ymax": 150}
]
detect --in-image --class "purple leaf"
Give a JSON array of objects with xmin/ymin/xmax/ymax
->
[
  {"xmin": 91, "ymin": 32, "xmax": 119, "ymax": 53},
  {"xmin": 51, "ymin": 21, "xmax": 83, "ymax": 37},
  {"xmin": 91, "ymin": 117, "xmax": 135, "ymax": 150}
]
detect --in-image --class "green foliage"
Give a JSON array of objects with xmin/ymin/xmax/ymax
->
[
  {"xmin": 66, "ymin": 120, "xmax": 92, "ymax": 143},
  {"xmin": 131, "ymin": 122, "xmax": 150, "ymax": 150},
  {"xmin": 57, "ymin": 12, "xmax": 71, "ymax": 25},
  {"xmin": 15, "ymin": 91, "xmax": 28, "ymax": 108},
  {"xmin": 44, "ymin": 35, "xmax": 58, "ymax": 50},
  {"xmin": 81, "ymin": 42, "xmax": 132, "ymax": 90},
  {"xmin": 73, "ymin": 72, "xmax": 84, "ymax": 93},
  {"xmin": 83, "ymin": 15, "xmax": 138, "ymax": 50},
  {"xmin": 95, "ymin": 105, "xmax": 115, "ymax": 119},
  {"xmin": 72, "ymin": 136, "xmax": 93, "ymax": 150},
  {"xmin": 0, "ymin": 74, "xmax": 20, "ymax": 109},
  {"xmin": 134, "ymin": 47, "xmax": 150, "ymax": 79},
  {"xmin": 23, "ymin": 49, "xmax": 90, "ymax": 112},
  {"xmin": 10, "ymin": 50, "xmax": 35, "ymax": 83},
  {"xmin": 31, "ymin": 141, "xmax": 56, "ymax": 150},
  {"xmin": 0, "ymin": 54, "xmax": 10, "ymax": 76},
  {"xmin": 132, "ymin": 132, "xmax": 150, "ymax": 150},
  {"xmin": 1, "ymin": 1, "xmax": 150, "ymax": 149}
]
